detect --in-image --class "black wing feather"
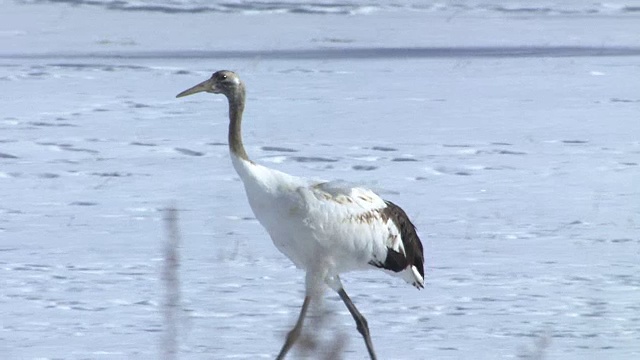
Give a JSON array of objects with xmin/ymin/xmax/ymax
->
[{"xmin": 369, "ymin": 200, "xmax": 424, "ymax": 280}]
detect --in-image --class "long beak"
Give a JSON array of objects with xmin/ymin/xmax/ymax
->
[{"xmin": 176, "ymin": 79, "xmax": 214, "ymax": 98}]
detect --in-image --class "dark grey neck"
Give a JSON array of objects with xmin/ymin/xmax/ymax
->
[{"xmin": 227, "ymin": 85, "xmax": 249, "ymax": 161}]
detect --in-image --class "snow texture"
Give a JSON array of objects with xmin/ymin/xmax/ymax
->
[{"xmin": 1, "ymin": 0, "xmax": 639, "ymax": 359}]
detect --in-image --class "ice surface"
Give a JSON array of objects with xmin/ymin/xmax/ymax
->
[{"xmin": 1, "ymin": 0, "xmax": 639, "ymax": 359}]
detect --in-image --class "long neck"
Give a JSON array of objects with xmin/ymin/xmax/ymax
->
[{"xmin": 227, "ymin": 85, "xmax": 250, "ymax": 162}]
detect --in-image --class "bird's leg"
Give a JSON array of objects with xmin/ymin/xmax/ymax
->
[
  {"xmin": 337, "ymin": 287, "xmax": 378, "ymax": 360},
  {"xmin": 276, "ymin": 295, "xmax": 311, "ymax": 360}
]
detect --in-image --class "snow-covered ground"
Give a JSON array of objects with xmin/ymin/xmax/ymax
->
[{"xmin": 1, "ymin": 0, "xmax": 639, "ymax": 359}]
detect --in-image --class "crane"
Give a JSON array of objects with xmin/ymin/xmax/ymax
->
[{"xmin": 176, "ymin": 70, "xmax": 424, "ymax": 360}]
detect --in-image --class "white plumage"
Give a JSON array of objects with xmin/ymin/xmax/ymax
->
[
  {"xmin": 233, "ymin": 155, "xmax": 423, "ymax": 289},
  {"xmin": 177, "ymin": 70, "xmax": 424, "ymax": 360}
]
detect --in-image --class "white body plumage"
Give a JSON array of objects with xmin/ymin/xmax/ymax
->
[{"xmin": 231, "ymin": 154, "xmax": 424, "ymax": 293}]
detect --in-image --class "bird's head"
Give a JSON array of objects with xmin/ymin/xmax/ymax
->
[{"xmin": 176, "ymin": 70, "xmax": 242, "ymax": 98}]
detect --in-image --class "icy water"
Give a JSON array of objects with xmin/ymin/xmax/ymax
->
[
  {"xmin": 2, "ymin": 0, "xmax": 640, "ymax": 359},
  {"xmin": 14, "ymin": 0, "xmax": 640, "ymax": 15}
]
